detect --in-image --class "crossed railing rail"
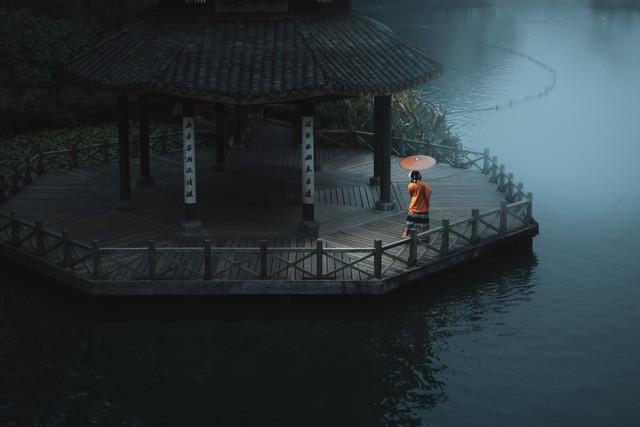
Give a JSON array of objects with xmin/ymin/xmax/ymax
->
[
  {"xmin": 316, "ymin": 129, "xmax": 528, "ymax": 203},
  {"xmin": 0, "ymin": 128, "xmax": 535, "ymax": 284},
  {"xmin": 0, "ymin": 131, "xmax": 191, "ymax": 204},
  {"xmin": 0, "ymin": 196, "xmax": 533, "ymax": 282}
]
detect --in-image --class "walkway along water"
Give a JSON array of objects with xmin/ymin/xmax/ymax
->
[{"xmin": 0, "ymin": 125, "xmax": 538, "ymax": 295}]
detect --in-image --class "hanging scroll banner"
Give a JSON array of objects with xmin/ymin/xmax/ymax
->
[
  {"xmin": 301, "ymin": 116, "xmax": 315, "ymax": 204},
  {"xmin": 183, "ymin": 117, "xmax": 197, "ymax": 204}
]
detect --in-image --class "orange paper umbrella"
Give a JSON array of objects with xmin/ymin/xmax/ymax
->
[{"xmin": 399, "ymin": 155, "xmax": 436, "ymax": 171}]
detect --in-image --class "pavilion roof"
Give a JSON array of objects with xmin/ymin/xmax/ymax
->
[{"xmin": 66, "ymin": 13, "xmax": 441, "ymax": 104}]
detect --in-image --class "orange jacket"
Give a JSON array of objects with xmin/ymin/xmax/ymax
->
[{"xmin": 407, "ymin": 180, "xmax": 432, "ymax": 213}]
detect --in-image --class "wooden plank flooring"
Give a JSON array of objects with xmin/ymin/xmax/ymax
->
[{"xmin": 0, "ymin": 121, "xmax": 507, "ymax": 282}]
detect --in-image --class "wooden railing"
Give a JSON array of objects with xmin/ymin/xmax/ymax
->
[
  {"xmin": 0, "ymin": 132, "xmax": 189, "ymax": 205},
  {"xmin": 0, "ymin": 128, "xmax": 535, "ymax": 284},
  {"xmin": 316, "ymin": 129, "xmax": 528, "ymax": 203},
  {"xmin": 0, "ymin": 195, "xmax": 533, "ymax": 282},
  {"xmin": 317, "ymin": 129, "xmax": 485, "ymax": 168}
]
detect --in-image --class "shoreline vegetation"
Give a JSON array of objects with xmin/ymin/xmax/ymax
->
[
  {"xmin": 316, "ymin": 92, "xmax": 460, "ymax": 149},
  {"xmin": 0, "ymin": 92, "xmax": 461, "ymax": 176}
]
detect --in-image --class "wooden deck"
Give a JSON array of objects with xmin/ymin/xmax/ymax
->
[{"xmin": 0, "ymin": 121, "xmax": 537, "ymax": 294}]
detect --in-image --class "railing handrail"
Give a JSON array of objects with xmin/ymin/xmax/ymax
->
[{"xmin": 1, "ymin": 127, "xmax": 535, "ymax": 283}]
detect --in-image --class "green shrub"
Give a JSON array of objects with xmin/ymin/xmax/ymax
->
[
  {"xmin": 0, "ymin": 122, "xmax": 178, "ymax": 175},
  {"xmin": 316, "ymin": 91, "xmax": 461, "ymax": 148}
]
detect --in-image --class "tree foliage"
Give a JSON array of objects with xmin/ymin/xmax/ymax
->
[
  {"xmin": 0, "ymin": 8, "xmax": 109, "ymax": 134},
  {"xmin": 0, "ymin": 8, "xmax": 101, "ymax": 89}
]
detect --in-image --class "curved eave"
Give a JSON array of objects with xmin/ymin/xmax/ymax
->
[{"xmin": 66, "ymin": 13, "xmax": 442, "ymax": 105}]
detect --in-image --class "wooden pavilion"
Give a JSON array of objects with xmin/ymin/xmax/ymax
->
[{"xmin": 65, "ymin": 0, "xmax": 442, "ymax": 235}]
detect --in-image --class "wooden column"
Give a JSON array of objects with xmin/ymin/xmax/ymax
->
[
  {"xmin": 375, "ymin": 95, "xmax": 395, "ymax": 211},
  {"xmin": 138, "ymin": 94, "xmax": 153, "ymax": 186},
  {"xmin": 370, "ymin": 97, "xmax": 382, "ymax": 185},
  {"xmin": 182, "ymin": 101, "xmax": 202, "ymax": 232},
  {"xmin": 215, "ymin": 103, "xmax": 225, "ymax": 171},
  {"xmin": 116, "ymin": 94, "xmax": 132, "ymax": 210},
  {"xmin": 232, "ymin": 105, "xmax": 248, "ymax": 148},
  {"xmin": 300, "ymin": 104, "xmax": 319, "ymax": 236}
]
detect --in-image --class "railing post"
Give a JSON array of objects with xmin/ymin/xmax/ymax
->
[
  {"xmin": 400, "ymin": 138, "xmax": 406, "ymax": 157},
  {"xmin": 62, "ymin": 229, "xmax": 72, "ymax": 267},
  {"xmin": 36, "ymin": 151, "xmax": 45, "ymax": 175},
  {"xmin": 500, "ymin": 201, "xmax": 508, "ymax": 233},
  {"xmin": 374, "ymin": 239, "xmax": 382, "ymax": 279},
  {"xmin": 102, "ymin": 139, "xmax": 110, "ymax": 163},
  {"xmin": 148, "ymin": 240, "xmax": 156, "ymax": 279},
  {"xmin": 204, "ymin": 239, "xmax": 213, "ymax": 280},
  {"xmin": 69, "ymin": 144, "xmax": 78, "ymax": 169},
  {"xmin": 482, "ymin": 148, "xmax": 490, "ymax": 174},
  {"xmin": 515, "ymin": 182, "xmax": 523, "ymax": 201},
  {"xmin": 0, "ymin": 175, "xmax": 7, "ymax": 204},
  {"xmin": 35, "ymin": 220, "xmax": 45, "ymax": 255},
  {"xmin": 498, "ymin": 164, "xmax": 506, "ymax": 191},
  {"xmin": 489, "ymin": 156, "xmax": 498, "ymax": 183},
  {"xmin": 11, "ymin": 168, "xmax": 19, "ymax": 193},
  {"xmin": 506, "ymin": 173, "xmax": 514, "ymax": 201},
  {"xmin": 160, "ymin": 135, "xmax": 168, "ymax": 153},
  {"xmin": 92, "ymin": 240, "xmax": 102, "ymax": 279},
  {"xmin": 408, "ymin": 229, "xmax": 418, "ymax": 266},
  {"xmin": 526, "ymin": 192, "xmax": 533, "ymax": 223},
  {"xmin": 426, "ymin": 139, "xmax": 432, "ymax": 157},
  {"xmin": 440, "ymin": 219, "xmax": 450, "ymax": 256},
  {"xmin": 131, "ymin": 137, "xmax": 139, "ymax": 159},
  {"xmin": 260, "ymin": 240, "xmax": 268, "ymax": 279},
  {"xmin": 316, "ymin": 239, "xmax": 323, "ymax": 278},
  {"xmin": 24, "ymin": 157, "xmax": 32, "ymax": 185},
  {"xmin": 10, "ymin": 212, "xmax": 19, "ymax": 245},
  {"xmin": 471, "ymin": 209, "xmax": 480, "ymax": 243}
]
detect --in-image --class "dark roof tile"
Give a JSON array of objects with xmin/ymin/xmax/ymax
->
[{"xmin": 66, "ymin": 13, "xmax": 441, "ymax": 103}]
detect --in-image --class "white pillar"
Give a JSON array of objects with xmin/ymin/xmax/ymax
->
[
  {"xmin": 182, "ymin": 101, "xmax": 201, "ymax": 232},
  {"xmin": 183, "ymin": 116, "xmax": 197, "ymax": 207},
  {"xmin": 302, "ymin": 115, "xmax": 315, "ymax": 221},
  {"xmin": 300, "ymin": 108, "xmax": 318, "ymax": 236}
]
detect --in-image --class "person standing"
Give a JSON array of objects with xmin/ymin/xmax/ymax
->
[{"xmin": 402, "ymin": 170, "xmax": 432, "ymax": 238}]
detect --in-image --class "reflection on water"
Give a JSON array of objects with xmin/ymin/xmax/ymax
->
[{"xmin": 0, "ymin": 246, "xmax": 537, "ymax": 426}]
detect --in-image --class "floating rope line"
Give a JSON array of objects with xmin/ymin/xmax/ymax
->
[{"xmin": 400, "ymin": 24, "xmax": 558, "ymax": 115}]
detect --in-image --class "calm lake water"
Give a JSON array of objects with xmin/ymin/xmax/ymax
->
[{"xmin": 2, "ymin": 1, "xmax": 640, "ymax": 425}]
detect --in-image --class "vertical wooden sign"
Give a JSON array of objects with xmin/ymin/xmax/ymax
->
[
  {"xmin": 183, "ymin": 117, "xmax": 197, "ymax": 204},
  {"xmin": 302, "ymin": 116, "xmax": 314, "ymax": 205}
]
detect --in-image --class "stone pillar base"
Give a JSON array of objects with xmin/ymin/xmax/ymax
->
[
  {"xmin": 300, "ymin": 220, "xmax": 319, "ymax": 237},
  {"xmin": 375, "ymin": 201, "xmax": 396, "ymax": 211},
  {"xmin": 137, "ymin": 176, "xmax": 155, "ymax": 186},
  {"xmin": 181, "ymin": 219, "xmax": 203, "ymax": 235},
  {"xmin": 115, "ymin": 201, "xmax": 134, "ymax": 212}
]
